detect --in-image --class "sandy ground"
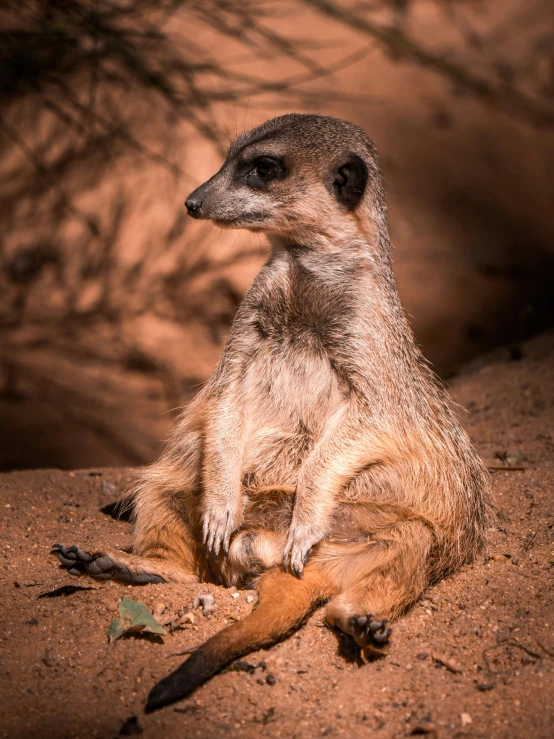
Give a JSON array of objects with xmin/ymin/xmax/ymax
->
[{"xmin": 1, "ymin": 332, "xmax": 553, "ymax": 739}]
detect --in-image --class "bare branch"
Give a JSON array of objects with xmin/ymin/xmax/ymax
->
[{"xmin": 302, "ymin": 0, "xmax": 554, "ymax": 127}]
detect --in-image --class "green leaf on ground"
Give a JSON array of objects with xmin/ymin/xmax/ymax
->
[
  {"xmin": 494, "ymin": 450, "xmax": 527, "ymax": 466},
  {"xmin": 108, "ymin": 597, "xmax": 166, "ymax": 643},
  {"xmin": 505, "ymin": 451, "xmax": 526, "ymax": 465}
]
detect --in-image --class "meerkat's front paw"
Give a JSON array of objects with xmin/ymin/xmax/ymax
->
[
  {"xmin": 202, "ymin": 506, "xmax": 240, "ymax": 560},
  {"xmin": 282, "ymin": 522, "xmax": 324, "ymax": 578}
]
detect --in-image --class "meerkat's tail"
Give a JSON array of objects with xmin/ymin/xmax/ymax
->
[{"xmin": 145, "ymin": 568, "xmax": 328, "ymax": 712}]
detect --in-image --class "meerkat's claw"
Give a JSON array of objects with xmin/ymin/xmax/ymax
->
[
  {"xmin": 283, "ymin": 523, "xmax": 322, "ymax": 578},
  {"xmin": 51, "ymin": 544, "xmax": 89, "ymax": 571},
  {"xmin": 360, "ymin": 644, "xmax": 387, "ymax": 663},
  {"xmin": 286, "ymin": 549, "xmax": 306, "ymax": 578},
  {"xmin": 206, "ymin": 529, "xmax": 225, "ymax": 560},
  {"xmin": 202, "ymin": 509, "xmax": 239, "ymax": 561},
  {"xmin": 283, "ymin": 540, "xmax": 307, "ymax": 579},
  {"xmin": 282, "ymin": 538, "xmax": 299, "ymax": 577},
  {"xmin": 292, "ymin": 556, "xmax": 305, "ymax": 579}
]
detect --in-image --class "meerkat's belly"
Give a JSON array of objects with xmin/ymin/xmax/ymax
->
[{"xmin": 240, "ymin": 344, "xmax": 344, "ymax": 485}]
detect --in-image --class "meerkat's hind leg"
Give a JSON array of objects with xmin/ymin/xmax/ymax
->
[
  {"xmin": 52, "ymin": 544, "xmax": 196, "ymax": 584},
  {"xmin": 52, "ymin": 481, "xmax": 202, "ymax": 585},
  {"xmin": 323, "ymin": 518, "xmax": 434, "ymax": 660},
  {"xmin": 52, "ymin": 451, "xmax": 204, "ymax": 585}
]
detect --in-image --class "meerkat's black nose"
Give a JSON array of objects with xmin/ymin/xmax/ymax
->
[{"xmin": 185, "ymin": 197, "xmax": 203, "ymax": 218}]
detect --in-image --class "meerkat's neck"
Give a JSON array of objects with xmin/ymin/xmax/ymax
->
[
  {"xmin": 267, "ymin": 222, "xmax": 423, "ymax": 378},
  {"xmin": 267, "ymin": 216, "xmax": 398, "ymax": 300}
]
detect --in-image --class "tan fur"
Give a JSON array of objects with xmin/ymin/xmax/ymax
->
[{"xmin": 57, "ymin": 115, "xmax": 492, "ymax": 710}]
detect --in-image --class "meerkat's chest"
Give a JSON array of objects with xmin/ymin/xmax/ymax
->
[
  {"xmin": 241, "ymin": 261, "xmax": 351, "ymax": 435},
  {"xmin": 241, "ymin": 336, "xmax": 343, "ymax": 439},
  {"xmin": 252, "ymin": 270, "xmax": 352, "ymax": 354}
]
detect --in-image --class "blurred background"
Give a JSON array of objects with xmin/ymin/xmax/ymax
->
[{"xmin": 1, "ymin": 0, "xmax": 553, "ymax": 470}]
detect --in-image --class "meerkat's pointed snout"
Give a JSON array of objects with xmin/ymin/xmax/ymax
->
[{"xmin": 185, "ymin": 194, "xmax": 203, "ymax": 218}]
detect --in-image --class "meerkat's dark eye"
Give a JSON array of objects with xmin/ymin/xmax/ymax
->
[
  {"xmin": 244, "ymin": 156, "xmax": 285, "ymax": 187},
  {"xmin": 254, "ymin": 157, "xmax": 276, "ymax": 178}
]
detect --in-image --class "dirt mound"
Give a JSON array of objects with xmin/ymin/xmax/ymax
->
[{"xmin": 1, "ymin": 332, "xmax": 553, "ymax": 738}]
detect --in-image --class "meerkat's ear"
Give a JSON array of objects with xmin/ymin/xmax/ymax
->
[{"xmin": 332, "ymin": 153, "xmax": 368, "ymax": 210}]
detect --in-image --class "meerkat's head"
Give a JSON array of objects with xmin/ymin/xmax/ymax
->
[{"xmin": 185, "ymin": 114, "xmax": 384, "ymax": 240}]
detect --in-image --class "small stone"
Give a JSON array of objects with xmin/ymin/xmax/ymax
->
[
  {"xmin": 193, "ymin": 594, "xmax": 216, "ymax": 618},
  {"xmin": 246, "ymin": 595, "xmax": 255, "ymax": 603},
  {"xmin": 177, "ymin": 612, "xmax": 195, "ymax": 627},
  {"xmin": 417, "ymin": 652, "xmax": 428, "ymax": 660},
  {"xmin": 266, "ymin": 674, "xmax": 276, "ymax": 686},
  {"xmin": 231, "ymin": 592, "xmax": 239, "ymax": 599},
  {"xmin": 102, "ymin": 481, "xmax": 117, "ymax": 496},
  {"xmin": 461, "ymin": 713, "xmax": 472, "ymax": 727}
]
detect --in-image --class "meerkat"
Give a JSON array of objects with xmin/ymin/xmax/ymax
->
[{"xmin": 53, "ymin": 114, "xmax": 491, "ymax": 712}]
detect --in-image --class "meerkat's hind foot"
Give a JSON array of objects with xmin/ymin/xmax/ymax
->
[
  {"xmin": 327, "ymin": 608, "xmax": 392, "ymax": 662},
  {"xmin": 349, "ymin": 614, "xmax": 391, "ymax": 662},
  {"xmin": 51, "ymin": 544, "xmax": 166, "ymax": 584},
  {"xmin": 350, "ymin": 614, "xmax": 391, "ymax": 646}
]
